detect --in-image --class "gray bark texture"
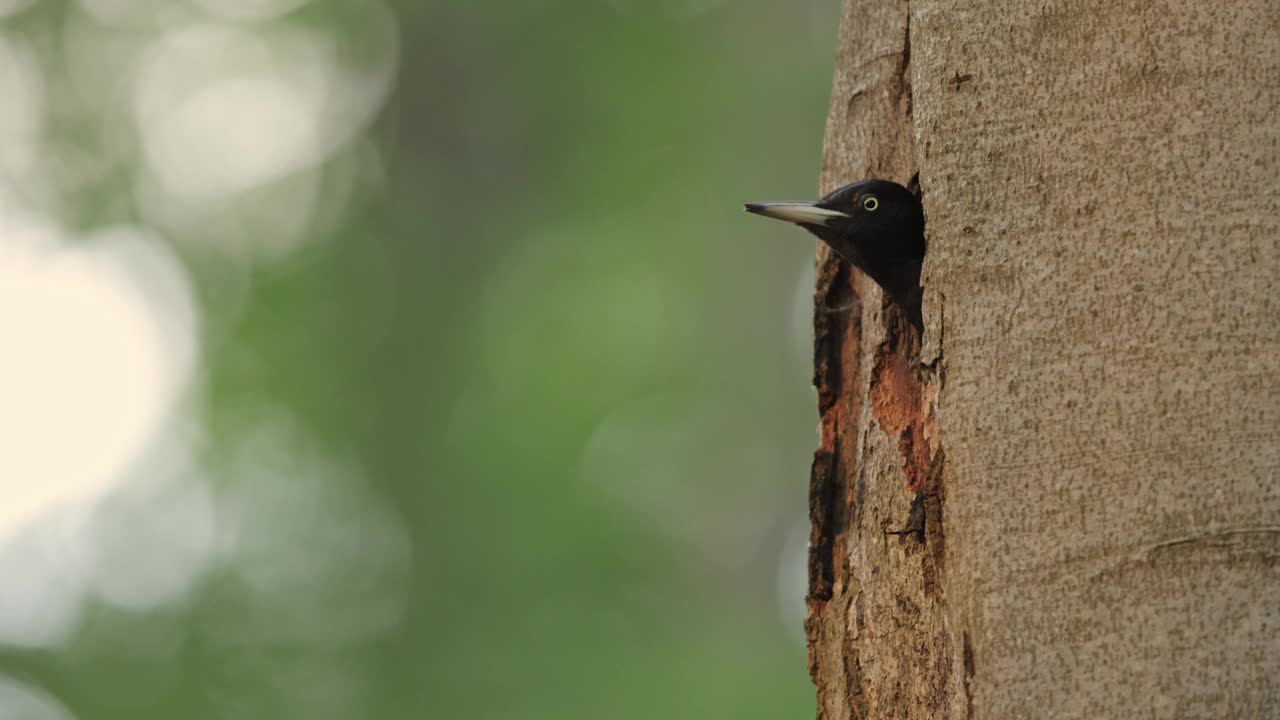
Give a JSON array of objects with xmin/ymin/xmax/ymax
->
[{"xmin": 805, "ymin": 2, "xmax": 1279, "ymax": 719}]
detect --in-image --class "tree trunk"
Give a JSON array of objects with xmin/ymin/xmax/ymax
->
[{"xmin": 805, "ymin": 2, "xmax": 1280, "ymax": 719}]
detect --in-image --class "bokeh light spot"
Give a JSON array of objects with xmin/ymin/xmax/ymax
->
[
  {"xmin": 134, "ymin": 24, "xmax": 325, "ymax": 201},
  {"xmin": 218, "ymin": 414, "xmax": 413, "ymax": 647},
  {"xmin": 0, "ymin": 32, "xmax": 43, "ymax": 187},
  {"xmin": 78, "ymin": 0, "xmax": 190, "ymax": 28},
  {"xmin": 0, "ymin": 219, "xmax": 197, "ymax": 544},
  {"xmin": 192, "ymin": 0, "xmax": 312, "ymax": 21},
  {"xmin": 80, "ymin": 426, "xmax": 216, "ymax": 612},
  {"xmin": 0, "ymin": 517, "xmax": 87, "ymax": 648},
  {"xmin": 0, "ymin": 675, "xmax": 75, "ymax": 720}
]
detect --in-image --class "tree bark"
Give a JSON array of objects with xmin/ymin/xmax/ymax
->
[{"xmin": 805, "ymin": 2, "xmax": 1280, "ymax": 719}]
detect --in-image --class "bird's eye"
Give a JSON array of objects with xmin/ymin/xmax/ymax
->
[{"xmin": 862, "ymin": 195, "xmax": 879, "ymax": 212}]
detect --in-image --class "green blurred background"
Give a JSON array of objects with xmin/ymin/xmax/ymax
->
[{"xmin": 0, "ymin": 1, "xmax": 840, "ymax": 717}]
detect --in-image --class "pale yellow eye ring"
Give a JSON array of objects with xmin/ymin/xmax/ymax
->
[{"xmin": 862, "ymin": 195, "xmax": 879, "ymax": 212}]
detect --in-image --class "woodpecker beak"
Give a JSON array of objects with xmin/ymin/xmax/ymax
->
[{"xmin": 744, "ymin": 202, "xmax": 848, "ymax": 227}]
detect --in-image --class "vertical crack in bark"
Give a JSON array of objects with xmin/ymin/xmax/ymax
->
[
  {"xmin": 843, "ymin": 644, "xmax": 869, "ymax": 720},
  {"xmin": 807, "ymin": 440, "xmax": 842, "ymax": 603},
  {"xmin": 898, "ymin": 13, "xmax": 913, "ymax": 117},
  {"xmin": 921, "ymin": 448, "xmax": 947, "ymax": 598},
  {"xmin": 805, "ymin": 260, "xmax": 858, "ymax": 699},
  {"xmin": 962, "ymin": 631, "xmax": 976, "ymax": 720}
]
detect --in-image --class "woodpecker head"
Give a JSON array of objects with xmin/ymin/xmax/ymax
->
[{"xmin": 746, "ymin": 179, "xmax": 925, "ymax": 329}]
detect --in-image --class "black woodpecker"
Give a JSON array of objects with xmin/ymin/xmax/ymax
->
[{"xmin": 745, "ymin": 179, "xmax": 925, "ymax": 330}]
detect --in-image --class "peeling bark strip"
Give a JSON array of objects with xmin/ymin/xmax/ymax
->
[{"xmin": 805, "ymin": 2, "xmax": 962, "ymax": 719}]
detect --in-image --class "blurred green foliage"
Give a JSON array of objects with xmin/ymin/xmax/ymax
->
[{"xmin": 0, "ymin": 0, "xmax": 841, "ymax": 717}]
